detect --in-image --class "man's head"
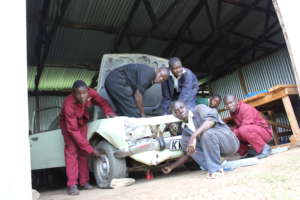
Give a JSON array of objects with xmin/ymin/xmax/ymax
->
[
  {"xmin": 154, "ymin": 67, "xmax": 169, "ymax": 83},
  {"xmin": 72, "ymin": 80, "xmax": 89, "ymax": 104},
  {"xmin": 209, "ymin": 95, "xmax": 221, "ymax": 108},
  {"xmin": 169, "ymin": 57, "xmax": 183, "ymax": 78},
  {"xmin": 223, "ymin": 94, "xmax": 238, "ymax": 112},
  {"xmin": 171, "ymin": 101, "xmax": 189, "ymax": 121}
]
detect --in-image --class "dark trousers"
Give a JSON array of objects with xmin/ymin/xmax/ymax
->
[{"xmin": 105, "ymin": 71, "xmax": 141, "ymax": 117}]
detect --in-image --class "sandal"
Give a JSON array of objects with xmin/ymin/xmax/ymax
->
[{"xmin": 207, "ymin": 168, "xmax": 224, "ymax": 179}]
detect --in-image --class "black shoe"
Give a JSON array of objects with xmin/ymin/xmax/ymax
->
[
  {"xmin": 79, "ymin": 183, "xmax": 94, "ymax": 190},
  {"xmin": 68, "ymin": 185, "xmax": 80, "ymax": 195}
]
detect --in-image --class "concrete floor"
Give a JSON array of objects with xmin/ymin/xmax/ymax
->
[{"xmin": 38, "ymin": 148, "xmax": 300, "ymax": 200}]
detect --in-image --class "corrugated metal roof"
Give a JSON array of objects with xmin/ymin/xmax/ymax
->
[
  {"xmin": 47, "ymin": 27, "xmax": 115, "ymax": 65},
  {"xmin": 27, "ymin": 0, "xmax": 286, "ymax": 91},
  {"xmin": 62, "ymin": 0, "xmax": 134, "ymax": 28}
]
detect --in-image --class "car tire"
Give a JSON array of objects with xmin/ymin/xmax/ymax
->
[{"xmin": 93, "ymin": 140, "xmax": 127, "ymax": 188}]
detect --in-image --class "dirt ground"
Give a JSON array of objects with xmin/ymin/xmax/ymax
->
[{"xmin": 39, "ymin": 147, "xmax": 300, "ymax": 200}]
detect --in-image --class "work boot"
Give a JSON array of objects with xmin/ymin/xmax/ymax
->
[
  {"xmin": 67, "ymin": 185, "xmax": 80, "ymax": 195},
  {"xmin": 256, "ymin": 144, "xmax": 271, "ymax": 159},
  {"xmin": 79, "ymin": 183, "xmax": 94, "ymax": 190}
]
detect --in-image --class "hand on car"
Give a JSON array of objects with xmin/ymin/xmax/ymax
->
[
  {"xmin": 106, "ymin": 113, "xmax": 117, "ymax": 118},
  {"xmin": 187, "ymin": 136, "xmax": 197, "ymax": 155}
]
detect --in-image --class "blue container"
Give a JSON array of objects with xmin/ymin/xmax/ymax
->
[{"xmin": 245, "ymin": 89, "xmax": 268, "ymax": 98}]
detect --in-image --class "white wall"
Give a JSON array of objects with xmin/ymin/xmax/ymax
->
[
  {"xmin": 0, "ymin": 1, "xmax": 32, "ymax": 200},
  {"xmin": 274, "ymin": 0, "xmax": 300, "ymax": 90}
]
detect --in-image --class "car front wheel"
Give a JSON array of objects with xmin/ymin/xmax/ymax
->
[{"xmin": 93, "ymin": 140, "xmax": 127, "ymax": 188}]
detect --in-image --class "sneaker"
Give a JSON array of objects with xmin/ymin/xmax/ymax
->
[
  {"xmin": 207, "ymin": 169, "xmax": 224, "ymax": 179},
  {"xmin": 79, "ymin": 183, "xmax": 94, "ymax": 190},
  {"xmin": 256, "ymin": 144, "xmax": 271, "ymax": 159},
  {"xmin": 67, "ymin": 185, "xmax": 80, "ymax": 195}
]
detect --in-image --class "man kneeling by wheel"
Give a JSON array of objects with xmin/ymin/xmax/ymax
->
[{"xmin": 162, "ymin": 101, "xmax": 240, "ymax": 178}]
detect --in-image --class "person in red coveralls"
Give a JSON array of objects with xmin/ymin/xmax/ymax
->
[
  {"xmin": 223, "ymin": 95, "xmax": 272, "ymax": 159},
  {"xmin": 60, "ymin": 80, "xmax": 116, "ymax": 195}
]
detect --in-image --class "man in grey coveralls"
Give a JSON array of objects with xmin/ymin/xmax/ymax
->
[{"xmin": 162, "ymin": 101, "xmax": 240, "ymax": 178}]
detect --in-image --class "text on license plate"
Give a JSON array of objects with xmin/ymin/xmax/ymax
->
[{"xmin": 169, "ymin": 139, "xmax": 182, "ymax": 151}]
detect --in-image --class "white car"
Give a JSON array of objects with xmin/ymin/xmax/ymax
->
[{"xmin": 29, "ymin": 54, "xmax": 184, "ymax": 188}]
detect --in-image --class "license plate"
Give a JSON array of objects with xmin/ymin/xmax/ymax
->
[{"xmin": 169, "ymin": 139, "xmax": 182, "ymax": 151}]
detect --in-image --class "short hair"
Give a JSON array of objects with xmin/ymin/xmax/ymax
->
[
  {"xmin": 158, "ymin": 66, "xmax": 170, "ymax": 75},
  {"xmin": 168, "ymin": 57, "xmax": 182, "ymax": 68},
  {"xmin": 72, "ymin": 80, "xmax": 88, "ymax": 89},
  {"xmin": 211, "ymin": 94, "xmax": 221, "ymax": 101},
  {"xmin": 223, "ymin": 94, "xmax": 236, "ymax": 102},
  {"xmin": 170, "ymin": 100, "xmax": 187, "ymax": 114}
]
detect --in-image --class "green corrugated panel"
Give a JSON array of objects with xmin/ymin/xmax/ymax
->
[
  {"xmin": 27, "ymin": 66, "xmax": 37, "ymax": 90},
  {"xmin": 40, "ymin": 67, "xmax": 96, "ymax": 90},
  {"xmin": 28, "ymin": 66, "xmax": 97, "ymax": 91}
]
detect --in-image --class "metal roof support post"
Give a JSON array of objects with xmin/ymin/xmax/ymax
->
[
  {"xmin": 222, "ymin": 0, "xmax": 277, "ymax": 17},
  {"xmin": 133, "ymin": 0, "xmax": 181, "ymax": 51},
  {"xmin": 34, "ymin": 0, "xmax": 50, "ymax": 93},
  {"xmin": 204, "ymin": 0, "xmax": 215, "ymax": 32},
  {"xmin": 142, "ymin": 0, "xmax": 157, "ymax": 27},
  {"xmin": 236, "ymin": 65, "xmax": 248, "ymax": 95},
  {"xmin": 161, "ymin": 0, "xmax": 206, "ymax": 58},
  {"xmin": 183, "ymin": 0, "xmax": 260, "ymax": 63},
  {"xmin": 113, "ymin": 0, "xmax": 141, "ymax": 52},
  {"xmin": 195, "ymin": 0, "xmax": 262, "ymax": 69},
  {"xmin": 89, "ymin": 72, "xmax": 99, "ymax": 89},
  {"xmin": 216, "ymin": 0, "xmax": 222, "ymax": 28},
  {"xmin": 34, "ymin": 0, "xmax": 71, "ymax": 93}
]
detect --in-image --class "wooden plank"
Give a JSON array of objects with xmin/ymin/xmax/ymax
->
[
  {"xmin": 267, "ymin": 111, "xmax": 280, "ymax": 145},
  {"xmin": 284, "ymin": 87, "xmax": 299, "ymax": 95},
  {"xmin": 282, "ymin": 95, "xmax": 300, "ymax": 144},
  {"xmin": 245, "ymin": 89, "xmax": 287, "ymax": 107},
  {"xmin": 269, "ymin": 84, "xmax": 297, "ymax": 92},
  {"xmin": 243, "ymin": 92, "xmax": 268, "ymax": 104},
  {"xmin": 267, "ymin": 120, "xmax": 291, "ymax": 129},
  {"xmin": 244, "ymin": 85, "xmax": 298, "ymax": 105},
  {"xmin": 237, "ymin": 66, "xmax": 248, "ymax": 95},
  {"xmin": 271, "ymin": 143, "xmax": 291, "ymax": 149}
]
